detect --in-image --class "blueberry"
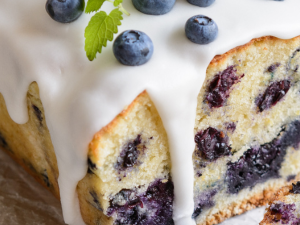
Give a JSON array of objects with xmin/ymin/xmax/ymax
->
[
  {"xmin": 290, "ymin": 182, "xmax": 300, "ymax": 194},
  {"xmin": 192, "ymin": 189, "xmax": 217, "ymax": 218},
  {"xmin": 115, "ymin": 135, "xmax": 143, "ymax": 171},
  {"xmin": 42, "ymin": 171, "xmax": 50, "ymax": 187},
  {"xmin": 267, "ymin": 63, "xmax": 280, "ymax": 73},
  {"xmin": 194, "ymin": 127, "xmax": 231, "ymax": 161},
  {"xmin": 256, "ymin": 80, "xmax": 290, "ymax": 112},
  {"xmin": 187, "ymin": 0, "xmax": 215, "ymax": 7},
  {"xmin": 226, "ymin": 120, "xmax": 300, "ymax": 194},
  {"xmin": 185, "ymin": 15, "xmax": 218, "ymax": 44},
  {"xmin": 113, "ymin": 30, "xmax": 154, "ymax": 66},
  {"xmin": 269, "ymin": 203, "xmax": 297, "ymax": 224},
  {"xmin": 226, "ymin": 140, "xmax": 284, "ymax": 194},
  {"xmin": 132, "ymin": 0, "xmax": 175, "ymax": 15},
  {"xmin": 46, "ymin": 0, "xmax": 85, "ymax": 23},
  {"xmin": 205, "ymin": 66, "xmax": 244, "ymax": 108}
]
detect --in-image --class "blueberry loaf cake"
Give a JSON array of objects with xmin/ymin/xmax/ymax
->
[
  {"xmin": 77, "ymin": 91, "xmax": 174, "ymax": 225},
  {"xmin": 193, "ymin": 36, "xmax": 300, "ymax": 225},
  {"xmin": 260, "ymin": 182, "xmax": 300, "ymax": 225}
]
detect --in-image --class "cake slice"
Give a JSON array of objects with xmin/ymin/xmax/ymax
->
[
  {"xmin": 0, "ymin": 82, "xmax": 174, "ymax": 224},
  {"xmin": 260, "ymin": 182, "xmax": 300, "ymax": 225},
  {"xmin": 77, "ymin": 90, "xmax": 174, "ymax": 225},
  {"xmin": 0, "ymin": 82, "xmax": 60, "ymax": 199},
  {"xmin": 193, "ymin": 36, "xmax": 300, "ymax": 225}
]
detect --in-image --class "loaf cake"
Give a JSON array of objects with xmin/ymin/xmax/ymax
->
[
  {"xmin": 260, "ymin": 182, "xmax": 300, "ymax": 225},
  {"xmin": 1, "ymin": 0, "xmax": 300, "ymax": 225}
]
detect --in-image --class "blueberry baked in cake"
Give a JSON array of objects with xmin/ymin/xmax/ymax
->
[
  {"xmin": 193, "ymin": 36, "xmax": 300, "ymax": 225},
  {"xmin": 260, "ymin": 182, "xmax": 300, "ymax": 225}
]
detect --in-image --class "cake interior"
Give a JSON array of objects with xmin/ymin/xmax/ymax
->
[{"xmin": 193, "ymin": 37, "xmax": 300, "ymax": 225}]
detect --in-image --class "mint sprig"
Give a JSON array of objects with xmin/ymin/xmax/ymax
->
[
  {"xmin": 84, "ymin": 0, "xmax": 129, "ymax": 61},
  {"xmin": 85, "ymin": 0, "xmax": 105, "ymax": 13}
]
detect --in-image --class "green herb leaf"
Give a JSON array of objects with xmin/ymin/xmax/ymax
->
[
  {"xmin": 113, "ymin": 0, "xmax": 123, "ymax": 7},
  {"xmin": 84, "ymin": 8, "xmax": 123, "ymax": 61},
  {"xmin": 85, "ymin": 0, "xmax": 106, "ymax": 13}
]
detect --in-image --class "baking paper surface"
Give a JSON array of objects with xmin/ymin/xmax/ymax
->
[
  {"xmin": 0, "ymin": 150, "xmax": 64, "ymax": 225},
  {"xmin": 0, "ymin": 149, "xmax": 265, "ymax": 225}
]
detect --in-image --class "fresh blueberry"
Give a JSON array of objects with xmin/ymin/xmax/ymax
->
[
  {"xmin": 187, "ymin": 0, "xmax": 215, "ymax": 7},
  {"xmin": 113, "ymin": 30, "xmax": 154, "ymax": 66},
  {"xmin": 46, "ymin": 0, "xmax": 85, "ymax": 23},
  {"xmin": 185, "ymin": 15, "xmax": 218, "ymax": 44},
  {"xmin": 132, "ymin": 0, "xmax": 175, "ymax": 15}
]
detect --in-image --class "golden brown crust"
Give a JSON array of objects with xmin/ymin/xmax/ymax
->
[
  {"xmin": 77, "ymin": 173, "xmax": 113, "ymax": 225},
  {"xmin": 89, "ymin": 90, "xmax": 148, "ymax": 161},
  {"xmin": 259, "ymin": 176, "xmax": 300, "ymax": 225},
  {"xmin": 209, "ymin": 35, "xmax": 300, "ymax": 68},
  {"xmin": 198, "ymin": 181, "xmax": 295, "ymax": 225}
]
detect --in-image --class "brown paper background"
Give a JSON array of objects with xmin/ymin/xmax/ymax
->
[{"xmin": 0, "ymin": 149, "xmax": 65, "ymax": 225}]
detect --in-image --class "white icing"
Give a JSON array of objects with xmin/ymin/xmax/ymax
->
[{"xmin": 1, "ymin": 0, "xmax": 300, "ymax": 224}]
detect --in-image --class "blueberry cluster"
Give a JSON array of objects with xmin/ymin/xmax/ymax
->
[
  {"xmin": 226, "ymin": 140, "xmax": 283, "ymax": 194},
  {"xmin": 107, "ymin": 179, "xmax": 174, "ymax": 225},
  {"xmin": 226, "ymin": 120, "xmax": 300, "ymax": 194},
  {"xmin": 269, "ymin": 202, "xmax": 300, "ymax": 224}
]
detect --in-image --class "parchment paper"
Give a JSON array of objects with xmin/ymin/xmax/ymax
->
[
  {"xmin": 0, "ymin": 149, "xmax": 265, "ymax": 225},
  {"xmin": 0, "ymin": 150, "xmax": 64, "ymax": 225}
]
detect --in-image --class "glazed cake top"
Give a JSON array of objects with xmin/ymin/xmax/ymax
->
[{"xmin": 1, "ymin": 0, "xmax": 300, "ymax": 225}]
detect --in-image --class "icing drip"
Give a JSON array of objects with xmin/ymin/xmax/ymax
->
[{"xmin": 1, "ymin": 0, "xmax": 300, "ymax": 225}]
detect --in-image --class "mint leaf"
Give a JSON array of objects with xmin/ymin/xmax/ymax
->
[
  {"xmin": 113, "ymin": 0, "xmax": 123, "ymax": 7},
  {"xmin": 85, "ymin": 0, "xmax": 106, "ymax": 13},
  {"xmin": 85, "ymin": 8, "xmax": 123, "ymax": 61}
]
